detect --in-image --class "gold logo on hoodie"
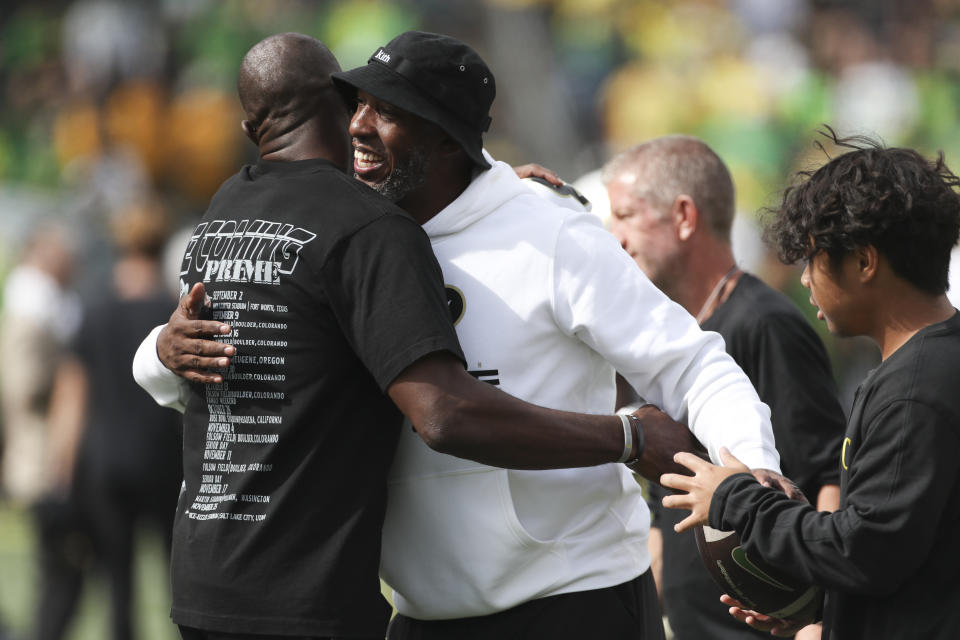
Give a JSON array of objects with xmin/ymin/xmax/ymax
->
[{"xmin": 841, "ymin": 437, "xmax": 852, "ymax": 470}]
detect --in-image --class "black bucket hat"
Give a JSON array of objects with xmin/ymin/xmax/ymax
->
[{"xmin": 331, "ymin": 31, "xmax": 496, "ymax": 169}]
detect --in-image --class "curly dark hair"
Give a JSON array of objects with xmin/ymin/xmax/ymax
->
[{"xmin": 764, "ymin": 127, "xmax": 960, "ymax": 295}]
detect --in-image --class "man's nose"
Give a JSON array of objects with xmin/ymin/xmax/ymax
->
[
  {"xmin": 610, "ymin": 224, "xmax": 628, "ymax": 251},
  {"xmin": 348, "ymin": 104, "xmax": 372, "ymax": 136},
  {"xmin": 800, "ymin": 262, "xmax": 811, "ymax": 289}
]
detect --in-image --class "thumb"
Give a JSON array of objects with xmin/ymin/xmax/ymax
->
[
  {"xmin": 182, "ymin": 282, "xmax": 207, "ymax": 318},
  {"xmin": 719, "ymin": 448, "xmax": 750, "ymax": 473},
  {"xmin": 719, "ymin": 447, "xmax": 738, "ymax": 467}
]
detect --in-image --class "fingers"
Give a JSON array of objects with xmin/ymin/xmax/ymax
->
[
  {"xmin": 536, "ymin": 166, "xmax": 563, "ymax": 186},
  {"xmin": 661, "ymin": 489, "xmax": 706, "ymax": 531},
  {"xmin": 168, "ymin": 342, "xmax": 232, "ymax": 369},
  {"xmin": 188, "ymin": 338, "xmax": 234, "ymax": 360},
  {"xmin": 726, "ymin": 605, "xmax": 753, "ymax": 625},
  {"xmin": 732, "ymin": 608, "xmax": 779, "ymax": 632},
  {"xmin": 723, "ymin": 597, "xmax": 800, "ymax": 636},
  {"xmin": 675, "ymin": 450, "xmax": 710, "ymax": 473},
  {"xmin": 513, "ymin": 163, "xmax": 563, "ymax": 185},
  {"xmin": 181, "ymin": 368, "xmax": 227, "ymax": 385},
  {"xmin": 672, "ymin": 512, "xmax": 702, "ymax": 533},
  {"xmin": 723, "ymin": 595, "xmax": 780, "ymax": 631},
  {"xmin": 659, "ymin": 472, "xmax": 694, "ymax": 493},
  {"xmin": 751, "ymin": 468, "xmax": 808, "ymax": 502},
  {"xmin": 720, "ymin": 594, "xmax": 743, "ymax": 608},
  {"xmin": 718, "ymin": 447, "xmax": 747, "ymax": 470},
  {"xmin": 184, "ymin": 319, "xmax": 233, "ymax": 340},
  {"xmin": 777, "ymin": 477, "xmax": 807, "ymax": 502}
]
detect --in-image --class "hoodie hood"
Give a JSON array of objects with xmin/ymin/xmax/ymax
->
[{"xmin": 422, "ymin": 150, "xmax": 530, "ymax": 240}]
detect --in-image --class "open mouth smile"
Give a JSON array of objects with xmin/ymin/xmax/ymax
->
[{"xmin": 353, "ymin": 142, "xmax": 387, "ymax": 178}]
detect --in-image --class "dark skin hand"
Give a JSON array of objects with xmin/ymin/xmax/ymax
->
[
  {"xmin": 625, "ymin": 407, "xmax": 703, "ymax": 480},
  {"xmin": 512, "ymin": 163, "xmax": 563, "ymax": 186},
  {"xmin": 157, "ymin": 282, "xmax": 235, "ymax": 384},
  {"xmin": 753, "ymin": 468, "xmax": 805, "ymax": 503}
]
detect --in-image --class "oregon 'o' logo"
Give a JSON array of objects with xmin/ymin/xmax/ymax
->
[
  {"xmin": 445, "ymin": 285, "xmax": 465, "ymax": 325},
  {"xmin": 841, "ymin": 437, "xmax": 852, "ymax": 470}
]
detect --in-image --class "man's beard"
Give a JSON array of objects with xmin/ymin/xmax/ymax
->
[{"xmin": 359, "ymin": 145, "xmax": 430, "ymax": 203}]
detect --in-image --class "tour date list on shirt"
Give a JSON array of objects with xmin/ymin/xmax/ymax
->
[{"xmin": 178, "ymin": 217, "xmax": 317, "ymax": 523}]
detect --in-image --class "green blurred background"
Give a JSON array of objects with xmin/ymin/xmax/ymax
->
[{"xmin": 2, "ymin": 1, "xmax": 960, "ymax": 639}]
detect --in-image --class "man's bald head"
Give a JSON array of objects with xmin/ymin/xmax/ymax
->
[{"xmin": 238, "ymin": 33, "xmax": 343, "ymax": 150}]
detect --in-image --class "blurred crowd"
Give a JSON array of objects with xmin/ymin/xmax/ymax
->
[{"xmin": 1, "ymin": 0, "xmax": 960, "ymax": 639}]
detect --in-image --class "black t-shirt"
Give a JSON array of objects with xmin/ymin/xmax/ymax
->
[
  {"xmin": 170, "ymin": 158, "xmax": 464, "ymax": 637},
  {"xmin": 712, "ymin": 311, "xmax": 960, "ymax": 639},
  {"xmin": 651, "ymin": 273, "xmax": 846, "ymax": 640}
]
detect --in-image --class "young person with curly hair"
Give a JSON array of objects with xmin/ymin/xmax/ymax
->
[{"xmin": 660, "ymin": 130, "xmax": 960, "ymax": 639}]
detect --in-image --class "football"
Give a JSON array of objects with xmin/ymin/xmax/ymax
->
[{"xmin": 694, "ymin": 525, "xmax": 822, "ymax": 624}]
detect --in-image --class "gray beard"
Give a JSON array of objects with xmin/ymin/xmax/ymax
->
[{"xmin": 358, "ymin": 146, "xmax": 430, "ymax": 203}]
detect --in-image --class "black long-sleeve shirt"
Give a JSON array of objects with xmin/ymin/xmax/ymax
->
[{"xmin": 711, "ymin": 311, "xmax": 960, "ymax": 639}]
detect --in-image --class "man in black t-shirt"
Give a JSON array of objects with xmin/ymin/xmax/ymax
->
[
  {"xmin": 136, "ymin": 33, "xmax": 688, "ymax": 640},
  {"xmin": 662, "ymin": 132, "xmax": 960, "ymax": 639},
  {"xmin": 603, "ymin": 136, "xmax": 845, "ymax": 640},
  {"xmin": 162, "ymin": 33, "xmax": 465, "ymax": 640}
]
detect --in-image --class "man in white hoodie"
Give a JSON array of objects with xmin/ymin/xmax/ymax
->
[
  {"xmin": 333, "ymin": 32, "xmax": 787, "ymax": 640},
  {"xmin": 137, "ymin": 31, "xmax": 790, "ymax": 640}
]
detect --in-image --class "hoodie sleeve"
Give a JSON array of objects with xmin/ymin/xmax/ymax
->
[{"xmin": 550, "ymin": 213, "xmax": 780, "ymax": 472}]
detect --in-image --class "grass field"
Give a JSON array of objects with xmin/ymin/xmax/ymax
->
[
  {"xmin": 0, "ymin": 501, "xmax": 396, "ymax": 640},
  {"xmin": 0, "ymin": 501, "xmax": 178, "ymax": 640},
  {"xmin": 3, "ymin": 500, "xmax": 668, "ymax": 639}
]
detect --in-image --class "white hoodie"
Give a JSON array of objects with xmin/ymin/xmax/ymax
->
[{"xmin": 379, "ymin": 155, "xmax": 778, "ymax": 619}]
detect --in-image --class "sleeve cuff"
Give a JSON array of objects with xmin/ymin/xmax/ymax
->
[{"xmin": 708, "ymin": 472, "xmax": 757, "ymax": 530}]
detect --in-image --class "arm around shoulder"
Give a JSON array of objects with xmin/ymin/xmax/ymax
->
[{"xmin": 387, "ymin": 350, "xmax": 628, "ymax": 470}]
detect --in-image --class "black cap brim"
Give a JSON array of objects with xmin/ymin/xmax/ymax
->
[{"xmin": 332, "ymin": 64, "xmax": 490, "ymax": 170}]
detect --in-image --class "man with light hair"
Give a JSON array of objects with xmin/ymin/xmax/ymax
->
[{"xmin": 603, "ymin": 135, "xmax": 846, "ymax": 640}]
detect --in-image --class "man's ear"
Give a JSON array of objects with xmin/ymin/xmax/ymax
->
[
  {"xmin": 673, "ymin": 195, "xmax": 698, "ymax": 242},
  {"xmin": 241, "ymin": 120, "xmax": 258, "ymax": 145},
  {"xmin": 856, "ymin": 245, "xmax": 880, "ymax": 283}
]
